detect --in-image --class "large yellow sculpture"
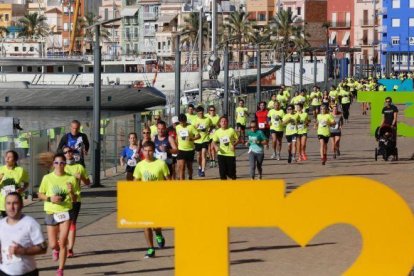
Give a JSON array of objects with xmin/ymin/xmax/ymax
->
[{"xmin": 118, "ymin": 177, "xmax": 414, "ymax": 275}]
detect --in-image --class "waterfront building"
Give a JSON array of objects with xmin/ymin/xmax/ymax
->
[
  {"xmin": 381, "ymin": 0, "xmax": 414, "ymax": 73},
  {"xmin": 61, "ymin": 0, "xmax": 86, "ymax": 53},
  {"xmin": 99, "ymin": 0, "xmax": 121, "ymax": 58}
]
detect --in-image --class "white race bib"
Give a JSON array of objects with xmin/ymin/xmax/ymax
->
[
  {"xmin": 288, "ymin": 125, "xmax": 296, "ymax": 131},
  {"xmin": 179, "ymin": 129, "xmax": 189, "ymax": 138},
  {"xmin": 127, "ymin": 159, "xmax": 137, "ymax": 167},
  {"xmin": 238, "ymin": 112, "xmax": 244, "ymax": 117},
  {"xmin": 321, "ymin": 120, "xmax": 327, "ymax": 127},
  {"xmin": 298, "ymin": 124, "xmax": 304, "ymax": 130},
  {"xmin": 1, "ymin": 247, "xmax": 22, "ymax": 265},
  {"xmin": 156, "ymin": 152, "xmax": 167, "ymax": 161},
  {"xmin": 258, "ymin": 123, "xmax": 265, "ymax": 129},
  {"xmin": 53, "ymin": 211, "xmax": 70, "ymax": 223},
  {"xmin": 197, "ymin": 124, "xmax": 206, "ymax": 131},
  {"xmin": 220, "ymin": 136, "xmax": 230, "ymax": 144},
  {"xmin": 272, "ymin": 121, "xmax": 280, "ymax": 127},
  {"xmin": 1, "ymin": 185, "xmax": 16, "ymax": 196}
]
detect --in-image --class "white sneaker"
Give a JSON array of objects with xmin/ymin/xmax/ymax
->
[
  {"xmin": 276, "ymin": 153, "xmax": 281, "ymax": 160},
  {"xmin": 271, "ymin": 153, "xmax": 276, "ymax": 159}
]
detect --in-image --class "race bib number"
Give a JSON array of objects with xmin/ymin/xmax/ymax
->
[
  {"xmin": 179, "ymin": 129, "xmax": 189, "ymax": 139},
  {"xmin": 127, "ymin": 159, "xmax": 137, "ymax": 167},
  {"xmin": 1, "ymin": 247, "xmax": 22, "ymax": 265},
  {"xmin": 74, "ymin": 154, "xmax": 81, "ymax": 162},
  {"xmin": 298, "ymin": 124, "xmax": 304, "ymax": 130},
  {"xmin": 220, "ymin": 136, "xmax": 230, "ymax": 144},
  {"xmin": 198, "ymin": 124, "xmax": 206, "ymax": 131},
  {"xmin": 1, "ymin": 185, "xmax": 16, "ymax": 196},
  {"xmin": 53, "ymin": 211, "xmax": 70, "ymax": 223},
  {"xmin": 321, "ymin": 120, "xmax": 327, "ymax": 127},
  {"xmin": 156, "ymin": 152, "xmax": 168, "ymax": 161},
  {"xmin": 288, "ymin": 125, "xmax": 296, "ymax": 131},
  {"xmin": 272, "ymin": 121, "xmax": 280, "ymax": 127},
  {"xmin": 238, "ymin": 112, "xmax": 244, "ymax": 117},
  {"xmin": 258, "ymin": 123, "xmax": 265, "ymax": 129}
]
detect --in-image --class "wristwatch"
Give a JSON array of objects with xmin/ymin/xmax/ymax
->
[{"xmin": 46, "ymin": 197, "xmax": 51, "ymax": 202}]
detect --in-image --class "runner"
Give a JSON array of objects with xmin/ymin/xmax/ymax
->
[
  {"xmin": 167, "ymin": 116, "xmax": 179, "ymax": 179},
  {"xmin": 339, "ymin": 87, "xmax": 352, "ymax": 123},
  {"xmin": 267, "ymin": 94, "xmax": 277, "ymax": 110},
  {"xmin": 38, "ymin": 153, "xmax": 77, "ymax": 276},
  {"xmin": 138, "ymin": 127, "xmax": 152, "ymax": 161},
  {"xmin": 211, "ymin": 116, "xmax": 239, "ymax": 180},
  {"xmin": 133, "ymin": 141, "xmax": 170, "ymax": 259},
  {"xmin": 296, "ymin": 103, "xmax": 311, "ymax": 161},
  {"xmin": 322, "ymin": 90, "xmax": 330, "ymax": 110},
  {"xmin": 0, "ymin": 192, "xmax": 47, "ymax": 276},
  {"xmin": 255, "ymin": 101, "xmax": 270, "ymax": 139},
  {"xmin": 282, "ymin": 105, "xmax": 299, "ymax": 163},
  {"xmin": 277, "ymin": 89, "xmax": 289, "ymax": 111},
  {"xmin": 193, "ymin": 106, "xmax": 212, "ymax": 177},
  {"xmin": 309, "ymin": 86, "xmax": 322, "ymax": 122},
  {"xmin": 328, "ymin": 86, "xmax": 339, "ymax": 108},
  {"xmin": 330, "ymin": 105, "xmax": 344, "ymax": 159},
  {"xmin": 175, "ymin": 114, "xmax": 200, "ymax": 180},
  {"xmin": 185, "ymin": 104, "xmax": 197, "ymax": 125},
  {"xmin": 57, "ymin": 120, "xmax": 89, "ymax": 167},
  {"xmin": 245, "ymin": 120, "xmax": 268, "ymax": 180},
  {"xmin": 153, "ymin": 120, "xmax": 178, "ymax": 177},
  {"xmin": 0, "ymin": 150, "xmax": 29, "ymax": 218},
  {"xmin": 62, "ymin": 146, "xmax": 90, "ymax": 259},
  {"xmin": 267, "ymin": 101, "xmax": 285, "ymax": 160},
  {"xmin": 150, "ymin": 115, "xmax": 161, "ymax": 139},
  {"xmin": 206, "ymin": 105, "xmax": 220, "ymax": 168},
  {"xmin": 235, "ymin": 99, "xmax": 248, "ymax": 144},
  {"xmin": 120, "ymin": 132, "xmax": 139, "ymax": 181},
  {"xmin": 315, "ymin": 105, "xmax": 335, "ymax": 165}
]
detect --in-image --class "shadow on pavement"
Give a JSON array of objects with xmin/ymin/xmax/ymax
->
[{"xmin": 230, "ymin": 242, "xmax": 336, "ymax": 253}]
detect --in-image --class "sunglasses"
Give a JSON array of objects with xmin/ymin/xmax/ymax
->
[
  {"xmin": 63, "ymin": 150, "xmax": 72, "ymax": 154},
  {"xmin": 54, "ymin": 161, "xmax": 66, "ymax": 165},
  {"xmin": 143, "ymin": 132, "xmax": 150, "ymax": 134},
  {"xmin": 209, "ymin": 110, "xmax": 215, "ymax": 112}
]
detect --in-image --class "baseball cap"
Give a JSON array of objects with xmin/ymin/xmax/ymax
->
[{"xmin": 171, "ymin": 116, "xmax": 179, "ymax": 125}]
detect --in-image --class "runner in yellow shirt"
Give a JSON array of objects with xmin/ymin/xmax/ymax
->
[
  {"xmin": 206, "ymin": 105, "xmax": 220, "ymax": 168},
  {"xmin": 235, "ymin": 99, "xmax": 248, "ymax": 144},
  {"xmin": 314, "ymin": 105, "xmax": 335, "ymax": 165},
  {"xmin": 309, "ymin": 86, "xmax": 322, "ymax": 122},
  {"xmin": 267, "ymin": 101, "xmax": 285, "ymax": 160},
  {"xmin": 185, "ymin": 104, "xmax": 198, "ymax": 125},
  {"xmin": 175, "ymin": 114, "xmax": 200, "ymax": 180},
  {"xmin": 0, "ymin": 150, "xmax": 29, "ymax": 217},
  {"xmin": 38, "ymin": 153, "xmax": 77, "ymax": 276},
  {"xmin": 133, "ymin": 141, "xmax": 170, "ymax": 258},
  {"xmin": 282, "ymin": 105, "xmax": 299, "ymax": 163},
  {"xmin": 193, "ymin": 106, "xmax": 212, "ymax": 177},
  {"xmin": 212, "ymin": 117, "xmax": 239, "ymax": 180},
  {"xmin": 267, "ymin": 94, "xmax": 277, "ymax": 110},
  {"xmin": 296, "ymin": 103, "xmax": 311, "ymax": 161}
]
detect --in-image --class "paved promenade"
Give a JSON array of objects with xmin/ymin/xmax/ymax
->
[{"xmin": 28, "ymin": 102, "xmax": 414, "ymax": 275}]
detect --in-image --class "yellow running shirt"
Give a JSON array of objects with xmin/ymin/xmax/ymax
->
[
  {"xmin": 194, "ymin": 116, "xmax": 213, "ymax": 144},
  {"xmin": 0, "ymin": 166, "xmax": 29, "ymax": 211},
  {"xmin": 317, "ymin": 114, "xmax": 335, "ymax": 137},
  {"xmin": 176, "ymin": 124, "xmax": 199, "ymax": 151},
  {"xmin": 133, "ymin": 159, "xmax": 170, "ymax": 181},
  {"xmin": 38, "ymin": 172, "xmax": 76, "ymax": 214},
  {"xmin": 235, "ymin": 107, "xmax": 248, "ymax": 126},
  {"xmin": 268, "ymin": 109, "xmax": 285, "ymax": 132},
  {"xmin": 212, "ymin": 128, "xmax": 239, "ymax": 157},
  {"xmin": 282, "ymin": 113, "xmax": 299, "ymax": 136}
]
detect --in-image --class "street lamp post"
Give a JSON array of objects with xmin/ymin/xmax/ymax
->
[
  {"xmin": 199, "ymin": 7, "xmax": 203, "ymax": 103},
  {"xmin": 299, "ymin": 50, "xmax": 303, "ymax": 91},
  {"xmin": 175, "ymin": 34, "xmax": 181, "ymax": 116},
  {"xmin": 256, "ymin": 45, "xmax": 261, "ymax": 104},
  {"xmin": 223, "ymin": 41, "xmax": 229, "ymax": 116}
]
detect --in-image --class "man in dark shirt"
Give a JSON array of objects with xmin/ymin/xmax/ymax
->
[
  {"xmin": 381, "ymin": 97, "xmax": 398, "ymax": 127},
  {"xmin": 57, "ymin": 120, "xmax": 89, "ymax": 167}
]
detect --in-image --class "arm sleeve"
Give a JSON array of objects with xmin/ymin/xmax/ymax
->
[
  {"xmin": 29, "ymin": 219, "xmax": 45, "ymax": 245},
  {"xmin": 163, "ymin": 163, "xmax": 170, "ymax": 179},
  {"xmin": 121, "ymin": 147, "xmax": 127, "ymax": 158},
  {"xmin": 82, "ymin": 134, "xmax": 90, "ymax": 152},
  {"xmin": 38, "ymin": 177, "xmax": 47, "ymax": 194},
  {"xmin": 132, "ymin": 164, "xmax": 141, "ymax": 180}
]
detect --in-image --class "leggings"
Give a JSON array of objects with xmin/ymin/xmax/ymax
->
[
  {"xmin": 218, "ymin": 155, "xmax": 236, "ymax": 180},
  {"xmin": 342, "ymin": 103, "xmax": 350, "ymax": 120},
  {"xmin": 248, "ymin": 152, "xmax": 264, "ymax": 179}
]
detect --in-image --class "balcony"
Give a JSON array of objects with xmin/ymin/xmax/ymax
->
[
  {"xmin": 143, "ymin": 12, "xmax": 157, "ymax": 20},
  {"xmin": 157, "ymin": 49, "xmax": 173, "ymax": 57},
  {"xmin": 359, "ymin": 38, "xmax": 372, "ymax": 46},
  {"xmin": 360, "ymin": 19, "xmax": 378, "ymax": 27},
  {"xmin": 330, "ymin": 21, "xmax": 351, "ymax": 29}
]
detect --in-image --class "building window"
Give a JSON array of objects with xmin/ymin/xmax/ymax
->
[
  {"xmin": 27, "ymin": 66, "xmax": 32, "ymax": 72},
  {"xmin": 104, "ymin": 8, "xmax": 109, "ymax": 20},
  {"xmin": 331, "ymin": 12, "xmax": 337, "ymax": 27},
  {"xmin": 64, "ymin": 23, "xmax": 68, "ymax": 31},
  {"xmin": 392, "ymin": 18, "xmax": 400, "ymax": 27},
  {"xmin": 392, "ymin": 0, "xmax": 400, "ymax": 8},
  {"xmin": 14, "ymin": 47, "xmax": 18, "ymax": 52},
  {"xmin": 410, "ymin": 18, "xmax": 414, "ymax": 27},
  {"xmin": 158, "ymin": 42, "xmax": 161, "ymax": 49},
  {"xmin": 410, "ymin": 0, "xmax": 414, "ymax": 8},
  {"xmin": 296, "ymin": 7, "xmax": 301, "ymax": 16},
  {"xmin": 37, "ymin": 67, "xmax": 42, "ymax": 72},
  {"xmin": 23, "ymin": 47, "xmax": 26, "ymax": 52},
  {"xmin": 5, "ymin": 14, "xmax": 8, "ymax": 21},
  {"xmin": 30, "ymin": 47, "xmax": 34, "ymax": 52},
  {"xmin": 391, "ymin": 36, "xmax": 400, "ymax": 45},
  {"xmin": 410, "ymin": 37, "xmax": 414, "ymax": 45},
  {"xmin": 17, "ymin": 66, "xmax": 22, "ymax": 72}
]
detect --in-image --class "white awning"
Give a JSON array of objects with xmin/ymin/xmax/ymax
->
[
  {"xmin": 121, "ymin": 7, "xmax": 139, "ymax": 17},
  {"xmin": 156, "ymin": 14, "xmax": 178, "ymax": 24},
  {"xmin": 330, "ymin": 32, "xmax": 337, "ymax": 44},
  {"xmin": 342, "ymin": 31, "xmax": 350, "ymax": 46}
]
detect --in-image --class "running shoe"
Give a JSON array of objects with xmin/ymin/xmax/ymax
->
[
  {"xmin": 292, "ymin": 156, "xmax": 296, "ymax": 163},
  {"xmin": 287, "ymin": 154, "xmax": 292, "ymax": 164},
  {"xmin": 302, "ymin": 154, "xmax": 308, "ymax": 161},
  {"xmin": 67, "ymin": 249, "xmax": 74, "ymax": 258},
  {"xmin": 333, "ymin": 153, "xmax": 336, "ymax": 159},
  {"xmin": 156, "ymin": 235, "xmax": 165, "ymax": 248},
  {"xmin": 200, "ymin": 171, "xmax": 205, "ymax": 177},
  {"xmin": 198, "ymin": 168, "xmax": 202, "ymax": 177},
  {"xmin": 145, "ymin": 248, "xmax": 156, "ymax": 258},
  {"xmin": 276, "ymin": 153, "xmax": 281, "ymax": 161},
  {"xmin": 56, "ymin": 269, "xmax": 64, "ymax": 276},
  {"xmin": 213, "ymin": 160, "xmax": 218, "ymax": 167},
  {"xmin": 271, "ymin": 153, "xmax": 276, "ymax": 159},
  {"xmin": 337, "ymin": 149, "xmax": 341, "ymax": 156},
  {"xmin": 52, "ymin": 249, "xmax": 59, "ymax": 261},
  {"xmin": 209, "ymin": 161, "xmax": 213, "ymax": 168}
]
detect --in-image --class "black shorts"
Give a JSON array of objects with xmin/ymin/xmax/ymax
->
[
  {"xmin": 70, "ymin": 202, "xmax": 82, "ymax": 224},
  {"xmin": 0, "ymin": 269, "xmax": 39, "ymax": 276},
  {"xmin": 318, "ymin": 135, "xmax": 330, "ymax": 144},
  {"xmin": 297, "ymin": 133, "xmax": 307, "ymax": 138},
  {"xmin": 125, "ymin": 165, "xmax": 135, "ymax": 173},
  {"xmin": 311, "ymin": 105, "xmax": 321, "ymax": 113},
  {"xmin": 195, "ymin": 142, "xmax": 209, "ymax": 152},
  {"xmin": 177, "ymin": 150, "xmax": 195, "ymax": 161},
  {"xmin": 330, "ymin": 132, "xmax": 341, "ymax": 137},
  {"xmin": 286, "ymin": 134, "xmax": 297, "ymax": 143},
  {"xmin": 44, "ymin": 211, "xmax": 73, "ymax": 226},
  {"xmin": 236, "ymin": 123, "xmax": 246, "ymax": 130},
  {"xmin": 270, "ymin": 130, "xmax": 284, "ymax": 139}
]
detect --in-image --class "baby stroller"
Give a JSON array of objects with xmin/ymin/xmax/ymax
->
[{"xmin": 374, "ymin": 125, "xmax": 398, "ymax": 161}]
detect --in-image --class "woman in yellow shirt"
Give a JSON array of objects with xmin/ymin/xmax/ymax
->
[
  {"xmin": 314, "ymin": 105, "xmax": 336, "ymax": 165},
  {"xmin": 38, "ymin": 153, "xmax": 77, "ymax": 276}
]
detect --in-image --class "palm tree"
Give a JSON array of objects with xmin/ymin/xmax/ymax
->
[
  {"xmin": 77, "ymin": 13, "xmax": 110, "ymax": 54},
  {"xmin": 0, "ymin": 26, "xmax": 9, "ymax": 38},
  {"xmin": 224, "ymin": 11, "xmax": 255, "ymax": 68},
  {"xmin": 18, "ymin": 12, "xmax": 49, "ymax": 39},
  {"xmin": 179, "ymin": 12, "xmax": 209, "ymax": 50}
]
